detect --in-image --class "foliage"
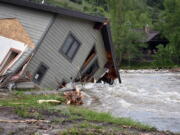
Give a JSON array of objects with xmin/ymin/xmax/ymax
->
[
  {"xmin": 152, "ymin": 45, "xmax": 174, "ymax": 67},
  {"xmin": 154, "ymin": 0, "xmax": 180, "ymax": 66},
  {"xmin": 83, "ymin": 5, "xmax": 106, "ymax": 16},
  {"xmin": 107, "ymin": 0, "xmax": 152, "ymax": 65},
  {"xmin": 84, "ymin": 0, "xmax": 179, "ymax": 68},
  {"xmin": 30, "ymin": 0, "xmax": 179, "ymax": 68},
  {"xmin": 84, "ymin": 0, "xmax": 109, "ymax": 11}
]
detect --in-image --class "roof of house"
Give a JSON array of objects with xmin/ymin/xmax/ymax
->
[
  {"xmin": 0, "ymin": 0, "xmax": 121, "ymax": 82},
  {"xmin": 146, "ymin": 30, "xmax": 160, "ymax": 42},
  {"xmin": 134, "ymin": 29, "xmax": 160, "ymax": 42}
]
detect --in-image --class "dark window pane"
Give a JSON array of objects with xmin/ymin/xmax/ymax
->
[
  {"xmin": 86, "ymin": 59, "xmax": 99, "ymax": 75},
  {"xmin": 33, "ymin": 63, "xmax": 48, "ymax": 84},
  {"xmin": 67, "ymin": 41, "xmax": 79, "ymax": 59},
  {"xmin": 62, "ymin": 35, "xmax": 74, "ymax": 54},
  {"xmin": 60, "ymin": 33, "xmax": 81, "ymax": 61}
]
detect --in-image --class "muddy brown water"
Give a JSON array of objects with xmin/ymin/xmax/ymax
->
[{"xmin": 83, "ymin": 70, "xmax": 180, "ymax": 133}]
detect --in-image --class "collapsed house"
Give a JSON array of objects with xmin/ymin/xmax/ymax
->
[{"xmin": 0, "ymin": 0, "xmax": 121, "ymax": 89}]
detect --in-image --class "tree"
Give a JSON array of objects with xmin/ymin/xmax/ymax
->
[
  {"xmin": 155, "ymin": 0, "xmax": 180, "ymax": 65},
  {"xmin": 107, "ymin": 0, "xmax": 152, "ymax": 65}
]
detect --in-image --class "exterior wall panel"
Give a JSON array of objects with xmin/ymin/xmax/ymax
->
[{"xmin": 27, "ymin": 15, "xmax": 107, "ymax": 88}]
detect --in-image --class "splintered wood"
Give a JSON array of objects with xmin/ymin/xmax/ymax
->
[
  {"xmin": 0, "ymin": 18, "xmax": 35, "ymax": 48},
  {"xmin": 37, "ymin": 100, "xmax": 61, "ymax": 104},
  {"xmin": 64, "ymin": 88, "xmax": 84, "ymax": 105}
]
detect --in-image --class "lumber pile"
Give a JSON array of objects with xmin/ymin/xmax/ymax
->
[{"xmin": 64, "ymin": 87, "xmax": 84, "ymax": 105}]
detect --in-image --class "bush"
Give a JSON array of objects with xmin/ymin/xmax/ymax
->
[
  {"xmin": 69, "ymin": 0, "xmax": 82, "ymax": 4},
  {"xmin": 152, "ymin": 45, "xmax": 174, "ymax": 68}
]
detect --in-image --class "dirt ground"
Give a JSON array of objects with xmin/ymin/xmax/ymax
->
[
  {"xmin": 0, "ymin": 91, "xmax": 179, "ymax": 135},
  {"xmin": 0, "ymin": 106, "xmax": 175, "ymax": 135}
]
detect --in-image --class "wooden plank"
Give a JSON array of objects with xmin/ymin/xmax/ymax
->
[
  {"xmin": 0, "ymin": 18, "xmax": 35, "ymax": 48},
  {"xmin": 0, "ymin": 3, "xmax": 54, "ymax": 46}
]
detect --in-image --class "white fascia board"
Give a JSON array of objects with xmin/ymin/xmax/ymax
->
[{"xmin": 0, "ymin": 36, "xmax": 27, "ymax": 64}]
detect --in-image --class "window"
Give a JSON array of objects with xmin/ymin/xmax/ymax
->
[
  {"xmin": 60, "ymin": 33, "xmax": 81, "ymax": 61},
  {"xmin": 80, "ymin": 58, "xmax": 99, "ymax": 78},
  {"xmin": 33, "ymin": 63, "xmax": 49, "ymax": 84},
  {"xmin": 85, "ymin": 59, "xmax": 99, "ymax": 76},
  {"xmin": 0, "ymin": 48, "xmax": 20, "ymax": 73},
  {"xmin": 80, "ymin": 46, "xmax": 96, "ymax": 71}
]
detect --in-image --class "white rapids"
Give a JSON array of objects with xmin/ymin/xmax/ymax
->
[{"xmin": 82, "ymin": 70, "xmax": 180, "ymax": 133}]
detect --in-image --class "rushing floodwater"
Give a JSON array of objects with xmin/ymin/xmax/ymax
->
[{"xmin": 83, "ymin": 70, "xmax": 180, "ymax": 133}]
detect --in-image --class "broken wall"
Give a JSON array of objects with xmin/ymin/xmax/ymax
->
[
  {"xmin": 0, "ymin": 2, "xmax": 54, "ymax": 46},
  {"xmin": 0, "ymin": 18, "xmax": 34, "ymax": 48}
]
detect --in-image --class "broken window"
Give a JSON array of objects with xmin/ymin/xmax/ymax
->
[
  {"xmin": 60, "ymin": 33, "xmax": 81, "ymax": 61},
  {"xmin": 85, "ymin": 59, "xmax": 99, "ymax": 76},
  {"xmin": 80, "ymin": 46, "xmax": 96, "ymax": 71},
  {"xmin": 33, "ymin": 63, "xmax": 49, "ymax": 84},
  {"xmin": 80, "ymin": 59, "xmax": 99, "ymax": 82},
  {"xmin": 0, "ymin": 49, "xmax": 20, "ymax": 73}
]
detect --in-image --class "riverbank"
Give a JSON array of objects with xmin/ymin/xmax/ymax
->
[
  {"xmin": 119, "ymin": 68, "xmax": 180, "ymax": 74},
  {"xmin": 0, "ymin": 91, "xmax": 178, "ymax": 135},
  {"xmin": 83, "ymin": 71, "xmax": 180, "ymax": 133},
  {"xmin": 120, "ymin": 67, "xmax": 180, "ymax": 73},
  {"xmin": 120, "ymin": 62, "xmax": 180, "ymax": 70}
]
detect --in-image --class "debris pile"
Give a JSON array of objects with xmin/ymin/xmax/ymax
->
[{"xmin": 64, "ymin": 87, "xmax": 84, "ymax": 105}]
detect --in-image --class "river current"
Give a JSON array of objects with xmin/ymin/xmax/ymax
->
[{"xmin": 83, "ymin": 70, "xmax": 180, "ymax": 133}]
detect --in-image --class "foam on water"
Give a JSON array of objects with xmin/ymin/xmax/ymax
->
[{"xmin": 83, "ymin": 70, "xmax": 180, "ymax": 133}]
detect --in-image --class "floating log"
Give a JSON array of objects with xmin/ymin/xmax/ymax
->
[{"xmin": 37, "ymin": 100, "xmax": 61, "ymax": 104}]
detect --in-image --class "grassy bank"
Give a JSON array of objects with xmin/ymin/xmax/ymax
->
[{"xmin": 0, "ymin": 91, "xmax": 177, "ymax": 135}]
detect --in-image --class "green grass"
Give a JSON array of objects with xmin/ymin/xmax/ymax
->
[
  {"xmin": 0, "ymin": 92, "xmax": 65, "ymax": 108},
  {"xmin": 66, "ymin": 106, "xmax": 156, "ymax": 132},
  {"xmin": 59, "ymin": 128, "xmax": 104, "ymax": 135},
  {"xmin": 0, "ymin": 92, "xmax": 65, "ymax": 118},
  {"xmin": 78, "ymin": 121, "xmax": 102, "ymax": 129},
  {"xmin": 0, "ymin": 92, "xmax": 156, "ymax": 133}
]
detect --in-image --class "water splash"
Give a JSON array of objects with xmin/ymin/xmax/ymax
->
[{"xmin": 83, "ymin": 70, "xmax": 180, "ymax": 133}]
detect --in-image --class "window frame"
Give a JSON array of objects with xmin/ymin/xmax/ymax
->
[
  {"xmin": 81, "ymin": 58, "xmax": 99, "ymax": 77},
  {"xmin": 59, "ymin": 32, "xmax": 81, "ymax": 62},
  {"xmin": 0, "ymin": 48, "xmax": 21, "ymax": 72},
  {"xmin": 87, "ymin": 58, "xmax": 99, "ymax": 76}
]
